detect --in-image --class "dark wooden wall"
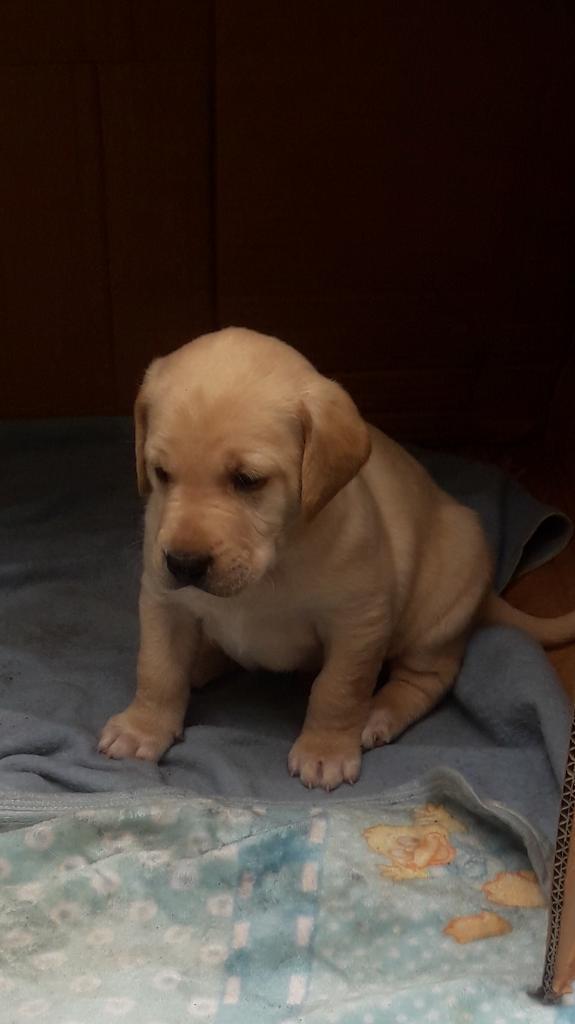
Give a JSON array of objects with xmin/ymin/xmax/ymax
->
[{"xmin": 1, "ymin": 1, "xmax": 574, "ymax": 444}]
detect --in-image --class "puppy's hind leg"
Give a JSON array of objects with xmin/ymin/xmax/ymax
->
[{"xmin": 361, "ymin": 641, "xmax": 464, "ymax": 749}]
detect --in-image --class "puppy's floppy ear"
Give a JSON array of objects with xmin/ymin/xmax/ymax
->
[
  {"xmin": 134, "ymin": 359, "xmax": 161, "ymax": 497},
  {"xmin": 134, "ymin": 385, "xmax": 150, "ymax": 497},
  {"xmin": 300, "ymin": 377, "xmax": 371, "ymax": 519}
]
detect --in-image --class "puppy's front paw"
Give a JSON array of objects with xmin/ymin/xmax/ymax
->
[
  {"xmin": 288, "ymin": 730, "xmax": 362, "ymax": 791},
  {"xmin": 361, "ymin": 707, "xmax": 396, "ymax": 750},
  {"xmin": 98, "ymin": 705, "xmax": 182, "ymax": 762}
]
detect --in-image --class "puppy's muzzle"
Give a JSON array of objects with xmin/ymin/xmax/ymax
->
[{"xmin": 165, "ymin": 550, "xmax": 213, "ymax": 589}]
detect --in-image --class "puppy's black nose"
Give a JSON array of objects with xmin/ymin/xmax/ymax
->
[{"xmin": 165, "ymin": 551, "xmax": 213, "ymax": 588}]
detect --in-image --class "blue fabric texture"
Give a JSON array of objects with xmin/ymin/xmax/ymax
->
[{"xmin": 0, "ymin": 419, "xmax": 571, "ymax": 854}]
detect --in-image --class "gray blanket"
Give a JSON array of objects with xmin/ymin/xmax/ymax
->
[{"xmin": 0, "ymin": 419, "xmax": 571, "ymax": 857}]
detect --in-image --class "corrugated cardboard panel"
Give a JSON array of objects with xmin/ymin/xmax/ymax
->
[{"xmin": 541, "ymin": 709, "xmax": 575, "ymax": 999}]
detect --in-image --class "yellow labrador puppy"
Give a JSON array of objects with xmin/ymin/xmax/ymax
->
[{"xmin": 99, "ymin": 328, "xmax": 575, "ymax": 789}]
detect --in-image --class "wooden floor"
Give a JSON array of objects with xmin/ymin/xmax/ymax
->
[{"xmin": 472, "ymin": 445, "xmax": 575, "ymax": 700}]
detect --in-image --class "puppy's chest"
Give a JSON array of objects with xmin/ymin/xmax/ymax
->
[{"xmin": 199, "ymin": 601, "xmax": 320, "ymax": 672}]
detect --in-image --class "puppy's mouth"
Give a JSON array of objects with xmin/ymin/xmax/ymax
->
[
  {"xmin": 171, "ymin": 581, "xmax": 249, "ymax": 600},
  {"xmin": 204, "ymin": 578, "xmax": 250, "ymax": 598},
  {"xmin": 168, "ymin": 575, "xmax": 210, "ymax": 594},
  {"xmin": 157, "ymin": 544, "xmax": 266, "ymax": 598},
  {"xmin": 164, "ymin": 567, "xmax": 253, "ymax": 599}
]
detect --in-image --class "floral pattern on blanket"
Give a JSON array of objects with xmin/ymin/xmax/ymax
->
[{"xmin": 0, "ymin": 797, "xmax": 571, "ymax": 1023}]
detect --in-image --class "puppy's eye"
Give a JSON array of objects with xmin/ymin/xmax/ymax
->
[
  {"xmin": 154, "ymin": 466, "xmax": 171, "ymax": 485},
  {"xmin": 232, "ymin": 471, "xmax": 267, "ymax": 493}
]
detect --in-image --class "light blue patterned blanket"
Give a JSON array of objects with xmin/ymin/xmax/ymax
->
[
  {"xmin": 1, "ymin": 785, "xmax": 574, "ymax": 1023},
  {"xmin": 2, "ymin": 420, "xmax": 575, "ymax": 1020}
]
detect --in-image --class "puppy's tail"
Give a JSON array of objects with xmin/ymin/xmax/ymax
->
[{"xmin": 482, "ymin": 592, "xmax": 575, "ymax": 648}]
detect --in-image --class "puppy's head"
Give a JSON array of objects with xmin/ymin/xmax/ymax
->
[{"xmin": 136, "ymin": 328, "xmax": 370, "ymax": 597}]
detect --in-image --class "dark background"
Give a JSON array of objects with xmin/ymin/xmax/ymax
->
[{"xmin": 1, "ymin": 1, "xmax": 574, "ymax": 445}]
